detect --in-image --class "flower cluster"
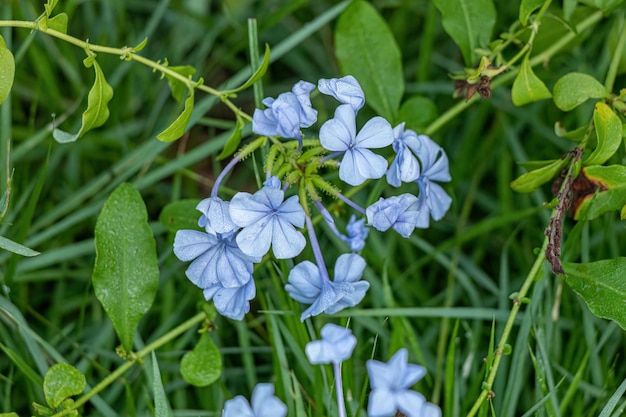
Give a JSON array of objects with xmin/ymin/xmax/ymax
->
[{"xmin": 173, "ymin": 75, "xmax": 452, "ymax": 321}]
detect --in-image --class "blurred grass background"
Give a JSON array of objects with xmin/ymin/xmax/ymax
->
[{"xmin": 1, "ymin": 0, "xmax": 626, "ymax": 415}]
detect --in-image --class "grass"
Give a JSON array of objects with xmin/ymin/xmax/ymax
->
[{"xmin": 1, "ymin": 0, "xmax": 626, "ymax": 416}]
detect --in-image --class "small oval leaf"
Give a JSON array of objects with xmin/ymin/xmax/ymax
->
[
  {"xmin": 553, "ymin": 72, "xmax": 609, "ymax": 111},
  {"xmin": 43, "ymin": 363, "xmax": 86, "ymax": 409},
  {"xmin": 133, "ymin": 37, "xmax": 148, "ymax": 52},
  {"xmin": 93, "ymin": 183, "xmax": 159, "ymax": 351},
  {"xmin": 512, "ymin": 53, "xmax": 552, "ymax": 106},
  {"xmin": 0, "ymin": 35, "xmax": 15, "ymax": 105},
  {"xmin": 510, "ymin": 158, "xmax": 569, "ymax": 193},
  {"xmin": 562, "ymin": 257, "xmax": 626, "ymax": 331},
  {"xmin": 335, "ymin": 1, "xmax": 404, "ymax": 121},
  {"xmin": 157, "ymin": 90, "xmax": 194, "ymax": 142},
  {"xmin": 584, "ymin": 102, "xmax": 622, "ymax": 165},
  {"xmin": 180, "ymin": 333, "xmax": 222, "ymax": 387}
]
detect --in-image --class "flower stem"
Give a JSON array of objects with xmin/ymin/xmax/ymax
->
[
  {"xmin": 466, "ymin": 237, "xmax": 548, "ymax": 417},
  {"xmin": 50, "ymin": 312, "xmax": 206, "ymax": 417},
  {"xmin": 334, "ymin": 362, "xmax": 347, "ymax": 417},
  {"xmin": 305, "ymin": 214, "xmax": 330, "ymax": 280}
]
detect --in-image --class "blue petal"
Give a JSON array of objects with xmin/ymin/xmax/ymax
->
[
  {"xmin": 235, "ymin": 216, "xmax": 273, "ymax": 258},
  {"xmin": 318, "ymin": 75, "xmax": 365, "ymax": 112},
  {"xmin": 355, "ymin": 116, "xmax": 393, "ymax": 149},
  {"xmin": 270, "ymin": 93, "xmax": 303, "ymax": 139},
  {"xmin": 333, "ymin": 253, "xmax": 366, "ymax": 283},
  {"xmin": 196, "ymin": 197, "xmax": 237, "ymax": 234},
  {"xmin": 252, "ymin": 383, "xmax": 288, "ymax": 417},
  {"xmin": 252, "ymin": 108, "xmax": 280, "ymax": 137},
  {"xmin": 285, "ymin": 261, "xmax": 322, "ymax": 303},
  {"xmin": 205, "ymin": 278, "xmax": 256, "ymax": 320},
  {"xmin": 173, "ymin": 230, "xmax": 215, "ymax": 262},
  {"xmin": 300, "ymin": 280, "xmax": 344, "ymax": 321},
  {"xmin": 367, "ymin": 388, "xmax": 397, "ymax": 417},
  {"xmin": 277, "ymin": 195, "xmax": 306, "ymax": 227},
  {"xmin": 319, "ymin": 104, "xmax": 356, "ymax": 152},
  {"xmin": 230, "ymin": 191, "xmax": 270, "ymax": 227},
  {"xmin": 340, "ymin": 148, "xmax": 388, "ymax": 186},
  {"xmin": 222, "ymin": 396, "xmax": 255, "ymax": 417},
  {"xmin": 270, "ymin": 217, "xmax": 306, "ymax": 259},
  {"xmin": 396, "ymin": 391, "xmax": 426, "ymax": 417},
  {"xmin": 263, "ymin": 175, "xmax": 281, "ymax": 189},
  {"xmin": 341, "ymin": 215, "xmax": 369, "ymax": 251},
  {"xmin": 425, "ymin": 182, "xmax": 452, "ymax": 221},
  {"xmin": 292, "ymin": 80, "xmax": 318, "ymax": 128},
  {"xmin": 305, "ymin": 323, "xmax": 357, "ymax": 364}
]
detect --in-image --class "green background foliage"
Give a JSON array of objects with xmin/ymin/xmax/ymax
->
[{"xmin": 1, "ymin": 0, "xmax": 626, "ymax": 416}]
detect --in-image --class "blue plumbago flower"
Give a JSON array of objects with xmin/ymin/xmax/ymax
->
[
  {"xmin": 366, "ymin": 348, "xmax": 434, "ymax": 417},
  {"xmin": 320, "ymin": 104, "xmax": 394, "ymax": 186},
  {"xmin": 203, "ymin": 278, "xmax": 255, "ymax": 320},
  {"xmin": 386, "ymin": 123, "xmax": 423, "ymax": 187},
  {"xmin": 230, "ymin": 176, "xmax": 306, "ymax": 259},
  {"xmin": 341, "ymin": 214, "xmax": 369, "ymax": 251},
  {"xmin": 318, "ymin": 75, "xmax": 365, "ymax": 112},
  {"xmin": 366, "ymin": 194, "xmax": 420, "ymax": 238},
  {"xmin": 305, "ymin": 323, "xmax": 357, "ymax": 364},
  {"xmin": 196, "ymin": 196, "xmax": 237, "ymax": 234},
  {"xmin": 173, "ymin": 228, "xmax": 259, "ymax": 289},
  {"xmin": 414, "ymin": 135, "xmax": 452, "ymax": 228},
  {"xmin": 252, "ymin": 81, "xmax": 317, "ymax": 142},
  {"xmin": 285, "ymin": 253, "xmax": 370, "ymax": 321},
  {"xmin": 222, "ymin": 383, "xmax": 287, "ymax": 417}
]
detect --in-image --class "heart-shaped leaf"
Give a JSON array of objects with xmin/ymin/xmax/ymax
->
[
  {"xmin": 43, "ymin": 363, "xmax": 86, "ymax": 409},
  {"xmin": 180, "ymin": 332, "xmax": 222, "ymax": 387}
]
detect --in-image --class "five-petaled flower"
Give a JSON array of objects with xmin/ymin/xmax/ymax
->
[
  {"xmin": 366, "ymin": 194, "xmax": 421, "ymax": 238},
  {"xmin": 285, "ymin": 253, "xmax": 370, "ymax": 321},
  {"xmin": 366, "ymin": 348, "xmax": 441, "ymax": 417},
  {"xmin": 320, "ymin": 104, "xmax": 394, "ymax": 186},
  {"xmin": 222, "ymin": 383, "xmax": 287, "ymax": 417},
  {"xmin": 230, "ymin": 176, "xmax": 306, "ymax": 259}
]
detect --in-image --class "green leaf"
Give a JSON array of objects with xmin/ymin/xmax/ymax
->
[
  {"xmin": 584, "ymin": 102, "xmax": 622, "ymax": 165},
  {"xmin": 92, "ymin": 183, "xmax": 159, "ymax": 351},
  {"xmin": 48, "ymin": 13, "xmax": 68, "ymax": 34},
  {"xmin": 152, "ymin": 352, "xmax": 171, "ymax": 417},
  {"xmin": 511, "ymin": 53, "xmax": 552, "ymax": 106},
  {"xmin": 553, "ymin": 72, "xmax": 609, "ymax": 111},
  {"xmin": 158, "ymin": 199, "xmax": 202, "ymax": 233},
  {"xmin": 579, "ymin": 0, "xmax": 625, "ymax": 12},
  {"xmin": 226, "ymin": 44, "xmax": 271, "ymax": 94},
  {"xmin": 53, "ymin": 57, "xmax": 114, "ymax": 143},
  {"xmin": 156, "ymin": 89, "xmax": 194, "ymax": 142},
  {"xmin": 432, "ymin": 0, "xmax": 496, "ymax": 65},
  {"xmin": 217, "ymin": 117, "xmax": 244, "ymax": 160},
  {"xmin": 0, "ymin": 35, "xmax": 15, "ymax": 105},
  {"xmin": 397, "ymin": 96, "xmax": 438, "ymax": 132},
  {"xmin": 44, "ymin": 0, "xmax": 59, "ymax": 17},
  {"xmin": 0, "ymin": 235, "xmax": 40, "ymax": 256},
  {"xmin": 562, "ymin": 257, "xmax": 626, "ymax": 331},
  {"xmin": 133, "ymin": 37, "xmax": 148, "ymax": 52},
  {"xmin": 164, "ymin": 66, "xmax": 196, "ymax": 102},
  {"xmin": 0, "ymin": 342, "xmax": 44, "ymax": 388},
  {"xmin": 574, "ymin": 165, "xmax": 626, "ymax": 220},
  {"xmin": 335, "ymin": 1, "xmax": 404, "ymax": 121},
  {"xmin": 0, "ymin": 413, "xmax": 19, "ymax": 417},
  {"xmin": 519, "ymin": 0, "xmax": 545, "ymax": 26},
  {"xmin": 554, "ymin": 122, "xmax": 588, "ymax": 141},
  {"xmin": 180, "ymin": 332, "xmax": 222, "ymax": 387},
  {"xmin": 43, "ymin": 363, "xmax": 86, "ymax": 409},
  {"xmin": 510, "ymin": 158, "xmax": 569, "ymax": 193}
]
